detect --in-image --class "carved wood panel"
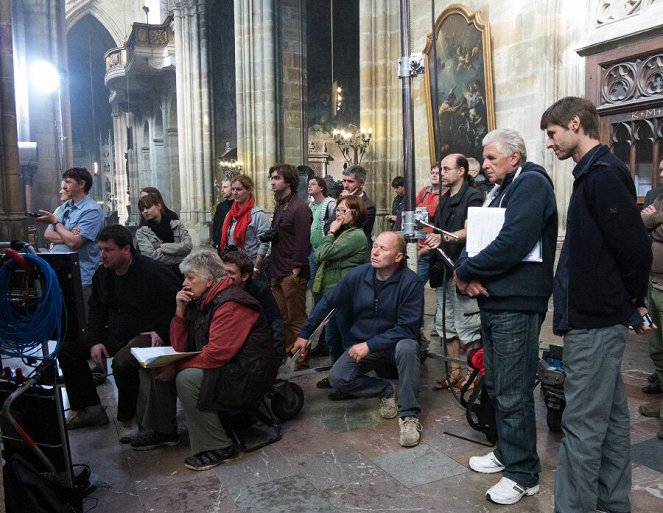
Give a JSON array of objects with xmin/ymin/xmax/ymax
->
[
  {"xmin": 609, "ymin": 114, "xmax": 663, "ymax": 197},
  {"xmin": 584, "ymin": 30, "xmax": 663, "ymax": 201},
  {"xmin": 601, "ymin": 53, "xmax": 663, "ymax": 107}
]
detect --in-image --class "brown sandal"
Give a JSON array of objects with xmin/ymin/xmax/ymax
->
[
  {"xmin": 433, "ymin": 369, "xmax": 463, "ymax": 390},
  {"xmin": 454, "ymin": 373, "xmax": 474, "ymax": 394}
]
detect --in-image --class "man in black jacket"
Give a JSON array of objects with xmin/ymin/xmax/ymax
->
[
  {"xmin": 221, "ymin": 249, "xmax": 285, "ymax": 362},
  {"xmin": 58, "ymin": 225, "xmax": 181, "ymax": 442},
  {"xmin": 454, "ymin": 129, "xmax": 558, "ymax": 505},
  {"xmin": 541, "ymin": 97, "xmax": 653, "ymax": 513},
  {"xmin": 211, "ymin": 179, "xmax": 233, "ymax": 251},
  {"xmin": 425, "ymin": 153, "xmax": 483, "ymax": 390}
]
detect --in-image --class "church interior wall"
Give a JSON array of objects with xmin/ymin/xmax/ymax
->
[{"xmin": 11, "ymin": 0, "xmax": 661, "ymax": 245}]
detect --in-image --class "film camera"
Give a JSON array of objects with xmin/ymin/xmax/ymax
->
[{"xmin": 259, "ymin": 229, "xmax": 279, "ymax": 244}]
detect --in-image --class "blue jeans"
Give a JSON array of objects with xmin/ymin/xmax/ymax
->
[
  {"xmin": 308, "ymin": 248, "xmax": 318, "ymax": 295},
  {"xmin": 326, "ymin": 305, "xmax": 354, "ymax": 364},
  {"xmin": 417, "ymin": 254, "xmax": 430, "ymax": 285},
  {"xmin": 328, "ymin": 338, "xmax": 421, "ymax": 418},
  {"xmin": 480, "ymin": 310, "xmax": 542, "ymax": 488},
  {"xmin": 554, "ymin": 325, "xmax": 630, "ymax": 513}
]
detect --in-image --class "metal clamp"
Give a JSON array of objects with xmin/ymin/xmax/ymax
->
[{"xmin": 398, "ymin": 52, "xmax": 425, "ymax": 78}]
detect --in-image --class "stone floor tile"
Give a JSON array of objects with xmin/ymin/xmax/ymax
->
[
  {"xmin": 234, "ymin": 475, "xmax": 337, "ymax": 513},
  {"xmin": 371, "ymin": 443, "xmax": 468, "ymax": 488},
  {"xmin": 631, "ymin": 463, "xmax": 663, "ymax": 510},
  {"xmin": 138, "ymin": 473, "xmax": 239, "ymax": 513},
  {"xmin": 213, "ymin": 445, "xmax": 299, "ymax": 493}
]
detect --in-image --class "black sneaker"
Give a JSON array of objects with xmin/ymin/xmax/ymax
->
[
  {"xmin": 130, "ymin": 430, "xmax": 180, "ymax": 451},
  {"xmin": 328, "ymin": 390, "xmax": 357, "ymax": 401},
  {"xmin": 184, "ymin": 446, "xmax": 235, "ymax": 471}
]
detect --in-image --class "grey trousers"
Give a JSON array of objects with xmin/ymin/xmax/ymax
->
[
  {"xmin": 137, "ymin": 367, "xmax": 232, "ymax": 456},
  {"xmin": 328, "ymin": 338, "xmax": 421, "ymax": 418},
  {"xmin": 554, "ymin": 325, "xmax": 631, "ymax": 513},
  {"xmin": 647, "ymin": 284, "xmax": 663, "ymax": 418},
  {"xmin": 177, "ymin": 368, "xmax": 232, "ymax": 455}
]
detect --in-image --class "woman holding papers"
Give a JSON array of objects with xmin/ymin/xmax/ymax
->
[
  {"xmin": 312, "ymin": 195, "xmax": 367, "ymax": 397},
  {"xmin": 131, "ymin": 250, "xmax": 278, "ymax": 471}
]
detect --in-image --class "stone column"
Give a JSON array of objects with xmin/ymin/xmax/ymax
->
[
  {"xmin": 234, "ymin": 0, "xmax": 278, "ymax": 208},
  {"xmin": 537, "ymin": 0, "xmax": 591, "ymax": 233},
  {"xmin": 277, "ymin": 0, "xmax": 306, "ymax": 166},
  {"xmin": 111, "ymin": 106, "xmax": 130, "ymax": 224},
  {"xmin": 12, "ymin": 0, "xmax": 70, "ymax": 215},
  {"xmin": 359, "ymin": 0, "xmax": 402, "ymax": 232},
  {"xmin": 172, "ymin": 0, "xmax": 213, "ymax": 243},
  {"xmin": 0, "ymin": 0, "xmax": 25, "ymax": 240}
]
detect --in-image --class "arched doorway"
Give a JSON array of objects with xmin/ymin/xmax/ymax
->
[{"xmin": 67, "ymin": 14, "xmax": 115, "ymax": 204}]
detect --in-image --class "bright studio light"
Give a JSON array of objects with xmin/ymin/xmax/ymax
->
[{"xmin": 31, "ymin": 60, "xmax": 61, "ymax": 94}]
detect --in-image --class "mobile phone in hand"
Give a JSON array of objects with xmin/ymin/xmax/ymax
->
[{"xmin": 25, "ymin": 212, "xmax": 42, "ymax": 218}]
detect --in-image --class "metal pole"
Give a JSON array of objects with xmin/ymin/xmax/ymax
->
[{"xmin": 399, "ymin": 0, "xmax": 418, "ymax": 271}]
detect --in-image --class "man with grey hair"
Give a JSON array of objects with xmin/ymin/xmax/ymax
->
[
  {"xmin": 453, "ymin": 129, "xmax": 558, "ymax": 505},
  {"xmin": 341, "ymin": 165, "xmax": 376, "ymax": 256},
  {"xmin": 467, "ymin": 156, "xmax": 490, "ymax": 198}
]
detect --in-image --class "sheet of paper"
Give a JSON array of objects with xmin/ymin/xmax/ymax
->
[{"xmin": 466, "ymin": 207, "xmax": 542, "ymax": 262}]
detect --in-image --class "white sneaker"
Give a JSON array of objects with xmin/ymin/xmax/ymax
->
[
  {"xmin": 486, "ymin": 477, "xmax": 539, "ymax": 505},
  {"xmin": 379, "ymin": 395, "xmax": 398, "ymax": 419},
  {"xmin": 399, "ymin": 416, "xmax": 422, "ymax": 447},
  {"xmin": 118, "ymin": 418, "xmax": 138, "ymax": 444},
  {"xmin": 469, "ymin": 451, "xmax": 505, "ymax": 473}
]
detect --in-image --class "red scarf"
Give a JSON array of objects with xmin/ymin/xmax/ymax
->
[{"xmin": 221, "ymin": 198, "xmax": 255, "ymax": 250}]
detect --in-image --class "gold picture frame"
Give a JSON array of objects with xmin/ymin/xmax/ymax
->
[{"xmin": 423, "ymin": 4, "xmax": 495, "ymax": 164}]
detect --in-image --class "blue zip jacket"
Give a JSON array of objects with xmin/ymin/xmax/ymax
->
[
  {"xmin": 455, "ymin": 162, "xmax": 558, "ymax": 313},
  {"xmin": 299, "ymin": 263, "xmax": 424, "ymax": 353}
]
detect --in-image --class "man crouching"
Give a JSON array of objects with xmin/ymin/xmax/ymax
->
[{"xmin": 292, "ymin": 232, "xmax": 424, "ymax": 446}]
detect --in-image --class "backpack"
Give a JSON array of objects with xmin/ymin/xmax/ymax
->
[
  {"xmin": 3, "ymin": 453, "xmax": 83, "ymax": 513},
  {"xmin": 320, "ymin": 197, "xmax": 336, "ymax": 235}
]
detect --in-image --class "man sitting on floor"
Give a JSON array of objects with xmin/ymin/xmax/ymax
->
[{"xmin": 292, "ymin": 231, "xmax": 424, "ymax": 447}]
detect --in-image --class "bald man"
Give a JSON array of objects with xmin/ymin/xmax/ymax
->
[{"xmin": 293, "ymin": 232, "xmax": 424, "ymax": 447}]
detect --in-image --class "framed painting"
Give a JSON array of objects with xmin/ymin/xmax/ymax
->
[{"xmin": 423, "ymin": 5, "xmax": 495, "ymax": 164}]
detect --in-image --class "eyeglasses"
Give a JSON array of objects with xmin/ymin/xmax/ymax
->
[
  {"xmin": 335, "ymin": 208, "xmax": 355, "ymax": 215},
  {"xmin": 441, "ymin": 166, "xmax": 459, "ymax": 172}
]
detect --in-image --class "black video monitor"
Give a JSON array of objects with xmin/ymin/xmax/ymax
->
[{"xmin": 38, "ymin": 252, "xmax": 86, "ymax": 345}]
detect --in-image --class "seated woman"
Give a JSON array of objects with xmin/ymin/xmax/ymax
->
[
  {"xmin": 131, "ymin": 250, "xmax": 279, "ymax": 471},
  {"xmin": 312, "ymin": 195, "xmax": 367, "ymax": 397},
  {"xmin": 219, "ymin": 175, "xmax": 269, "ymax": 278},
  {"xmin": 139, "ymin": 186, "xmax": 179, "ymax": 221},
  {"xmin": 135, "ymin": 193, "xmax": 193, "ymax": 278}
]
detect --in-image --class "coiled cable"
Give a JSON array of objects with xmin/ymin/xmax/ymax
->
[{"xmin": 0, "ymin": 252, "xmax": 63, "ymax": 360}]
